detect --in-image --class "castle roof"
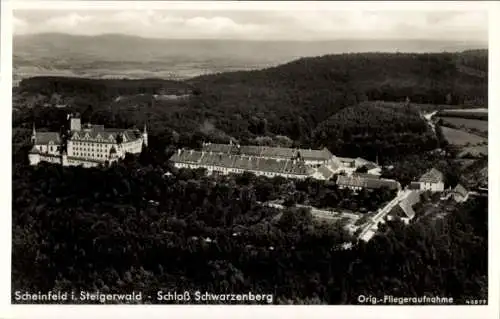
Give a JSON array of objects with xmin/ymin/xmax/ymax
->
[
  {"xmin": 171, "ymin": 149, "xmax": 314, "ymax": 176},
  {"xmin": 35, "ymin": 132, "xmax": 61, "ymax": 145},
  {"xmin": 69, "ymin": 128, "xmax": 141, "ymax": 143},
  {"xmin": 201, "ymin": 143, "xmax": 332, "ymax": 161},
  {"xmin": 419, "ymin": 168, "xmax": 444, "ymax": 183}
]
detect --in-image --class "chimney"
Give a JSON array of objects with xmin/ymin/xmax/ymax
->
[{"xmin": 177, "ymin": 149, "xmax": 181, "ymax": 155}]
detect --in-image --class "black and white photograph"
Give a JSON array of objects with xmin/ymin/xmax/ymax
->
[{"xmin": 5, "ymin": 0, "xmax": 497, "ymax": 316}]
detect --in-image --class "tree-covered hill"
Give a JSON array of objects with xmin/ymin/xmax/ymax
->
[
  {"xmin": 312, "ymin": 102, "xmax": 438, "ymax": 161},
  {"xmin": 189, "ymin": 51, "xmax": 488, "ymax": 107},
  {"xmin": 13, "ymin": 50, "xmax": 487, "ymax": 160}
]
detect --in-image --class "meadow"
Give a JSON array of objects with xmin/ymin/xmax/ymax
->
[
  {"xmin": 441, "ymin": 126, "xmax": 487, "ymax": 158},
  {"xmin": 441, "ymin": 126, "xmax": 486, "ymax": 145},
  {"xmin": 439, "ymin": 116, "xmax": 488, "ymax": 133}
]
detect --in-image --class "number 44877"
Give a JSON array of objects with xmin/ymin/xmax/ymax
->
[{"xmin": 465, "ymin": 299, "xmax": 487, "ymax": 305}]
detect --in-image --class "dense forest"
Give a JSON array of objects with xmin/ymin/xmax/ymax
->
[
  {"xmin": 12, "ymin": 158, "xmax": 487, "ymax": 304},
  {"xmin": 312, "ymin": 103, "xmax": 437, "ymax": 160}
]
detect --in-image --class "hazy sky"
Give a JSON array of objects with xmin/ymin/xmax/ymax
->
[{"xmin": 13, "ymin": 8, "xmax": 489, "ymax": 42}]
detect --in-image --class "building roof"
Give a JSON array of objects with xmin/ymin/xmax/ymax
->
[
  {"xmin": 70, "ymin": 128, "xmax": 142, "ymax": 143},
  {"xmin": 326, "ymin": 157, "xmax": 343, "ymax": 172},
  {"xmin": 337, "ymin": 157, "xmax": 355, "ymax": 163},
  {"xmin": 390, "ymin": 204, "xmax": 415, "ymax": 219},
  {"xmin": 419, "ymin": 168, "xmax": 444, "ymax": 183},
  {"xmin": 453, "ymin": 184, "xmax": 469, "ymax": 197},
  {"xmin": 201, "ymin": 143, "xmax": 332, "ymax": 161},
  {"xmin": 390, "ymin": 191, "xmax": 420, "ymax": 219},
  {"xmin": 316, "ymin": 165, "xmax": 335, "ymax": 180},
  {"xmin": 35, "ymin": 132, "xmax": 61, "ymax": 145},
  {"xmin": 364, "ymin": 162, "xmax": 379, "ymax": 170},
  {"xmin": 170, "ymin": 149, "xmax": 314, "ymax": 176},
  {"xmin": 336, "ymin": 175, "xmax": 400, "ymax": 190},
  {"xmin": 354, "ymin": 157, "xmax": 379, "ymax": 170},
  {"xmin": 352, "ymin": 173, "xmax": 381, "ymax": 179}
]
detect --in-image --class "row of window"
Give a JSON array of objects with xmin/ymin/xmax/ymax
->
[
  {"xmin": 74, "ymin": 153, "xmax": 108, "ymax": 158},
  {"xmin": 176, "ymin": 163, "xmax": 306, "ymax": 179},
  {"xmin": 73, "ymin": 147, "xmax": 109, "ymax": 153}
]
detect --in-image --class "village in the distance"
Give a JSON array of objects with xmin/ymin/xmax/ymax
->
[{"xmin": 11, "ymin": 10, "xmax": 488, "ymax": 306}]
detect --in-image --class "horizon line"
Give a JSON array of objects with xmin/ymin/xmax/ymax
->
[{"xmin": 13, "ymin": 32, "xmax": 489, "ymax": 45}]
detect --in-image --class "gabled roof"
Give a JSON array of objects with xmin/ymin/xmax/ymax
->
[
  {"xmin": 201, "ymin": 143, "xmax": 333, "ymax": 161},
  {"xmin": 419, "ymin": 168, "xmax": 444, "ymax": 183},
  {"xmin": 326, "ymin": 157, "xmax": 342, "ymax": 171},
  {"xmin": 390, "ymin": 203, "xmax": 415, "ymax": 219},
  {"xmin": 70, "ymin": 128, "xmax": 141, "ymax": 143},
  {"xmin": 35, "ymin": 132, "xmax": 61, "ymax": 145},
  {"xmin": 316, "ymin": 165, "xmax": 335, "ymax": 180}
]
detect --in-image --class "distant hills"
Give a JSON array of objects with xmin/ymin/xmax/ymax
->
[{"xmin": 13, "ymin": 33, "xmax": 488, "ymax": 83}]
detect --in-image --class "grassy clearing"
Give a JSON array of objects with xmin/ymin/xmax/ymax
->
[
  {"xmin": 440, "ymin": 116, "xmax": 488, "ymax": 133},
  {"xmin": 438, "ymin": 108, "xmax": 488, "ymax": 120},
  {"xmin": 443, "ymin": 108, "xmax": 488, "ymax": 113},
  {"xmin": 441, "ymin": 126, "xmax": 487, "ymax": 146}
]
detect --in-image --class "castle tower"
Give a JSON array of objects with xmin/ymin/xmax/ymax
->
[
  {"xmin": 142, "ymin": 123, "xmax": 148, "ymax": 147},
  {"xmin": 69, "ymin": 113, "xmax": 81, "ymax": 131}
]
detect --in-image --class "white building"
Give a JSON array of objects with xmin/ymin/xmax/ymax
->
[
  {"xmin": 28, "ymin": 114, "xmax": 147, "ymax": 167},
  {"xmin": 170, "ymin": 149, "xmax": 315, "ymax": 179},
  {"xmin": 414, "ymin": 168, "xmax": 445, "ymax": 192}
]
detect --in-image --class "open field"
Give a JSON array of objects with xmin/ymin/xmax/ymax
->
[
  {"xmin": 443, "ymin": 108, "xmax": 488, "ymax": 113},
  {"xmin": 361, "ymin": 101, "xmax": 487, "ymax": 113},
  {"xmin": 441, "ymin": 126, "xmax": 487, "ymax": 146},
  {"xmin": 438, "ymin": 108, "xmax": 488, "ymax": 120},
  {"xmin": 439, "ymin": 116, "xmax": 488, "ymax": 133}
]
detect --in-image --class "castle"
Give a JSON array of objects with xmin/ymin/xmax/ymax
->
[{"xmin": 28, "ymin": 114, "xmax": 148, "ymax": 168}]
